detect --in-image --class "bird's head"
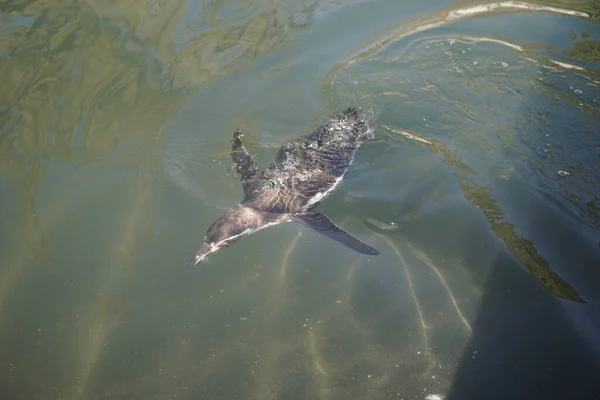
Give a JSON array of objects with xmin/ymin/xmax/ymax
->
[{"xmin": 191, "ymin": 206, "xmax": 285, "ymax": 265}]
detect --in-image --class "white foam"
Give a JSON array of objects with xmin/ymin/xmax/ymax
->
[
  {"xmin": 458, "ymin": 35, "xmax": 524, "ymax": 51},
  {"xmin": 448, "ymin": 2, "xmax": 589, "ymax": 19},
  {"xmin": 548, "ymin": 59, "xmax": 586, "ymax": 71}
]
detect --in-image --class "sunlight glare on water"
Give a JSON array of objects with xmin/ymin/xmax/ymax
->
[{"xmin": 0, "ymin": 0, "xmax": 599, "ymax": 399}]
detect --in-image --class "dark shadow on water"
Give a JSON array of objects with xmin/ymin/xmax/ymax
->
[{"xmin": 447, "ymin": 252, "xmax": 600, "ymax": 400}]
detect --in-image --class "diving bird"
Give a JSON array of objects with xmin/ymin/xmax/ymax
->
[{"xmin": 191, "ymin": 107, "xmax": 379, "ymax": 265}]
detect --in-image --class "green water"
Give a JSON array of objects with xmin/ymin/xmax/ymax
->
[{"xmin": 1, "ymin": 1, "xmax": 599, "ymax": 399}]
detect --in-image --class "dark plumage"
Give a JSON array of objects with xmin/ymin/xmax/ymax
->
[{"xmin": 191, "ymin": 107, "xmax": 379, "ymax": 265}]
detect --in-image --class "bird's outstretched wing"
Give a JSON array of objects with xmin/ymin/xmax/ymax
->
[{"xmin": 293, "ymin": 212, "xmax": 379, "ymax": 255}]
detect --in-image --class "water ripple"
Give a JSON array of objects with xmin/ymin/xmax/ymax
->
[{"xmin": 327, "ymin": 4, "xmax": 599, "ymax": 302}]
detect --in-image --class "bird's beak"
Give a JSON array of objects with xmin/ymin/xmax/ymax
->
[{"xmin": 191, "ymin": 242, "xmax": 217, "ymax": 266}]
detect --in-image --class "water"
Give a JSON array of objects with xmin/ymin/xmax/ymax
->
[{"xmin": 1, "ymin": 1, "xmax": 599, "ymax": 399}]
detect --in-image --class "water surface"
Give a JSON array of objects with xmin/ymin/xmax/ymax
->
[{"xmin": 1, "ymin": 0, "xmax": 599, "ymax": 399}]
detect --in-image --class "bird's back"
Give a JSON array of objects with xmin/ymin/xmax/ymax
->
[{"xmin": 243, "ymin": 107, "xmax": 374, "ymax": 213}]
